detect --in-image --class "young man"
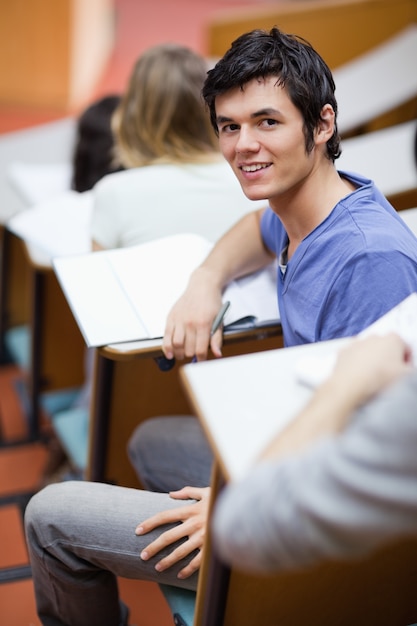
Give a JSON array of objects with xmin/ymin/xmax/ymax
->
[
  {"xmin": 25, "ymin": 29, "xmax": 417, "ymax": 626},
  {"xmin": 162, "ymin": 28, "xmax": 417, "ymax": 362},
  {"xmin": 131, "ymin": 26, "xmax": 417, "ymax": 493}
]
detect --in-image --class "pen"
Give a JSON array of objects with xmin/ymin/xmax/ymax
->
[{"xmin": 211, "ymin": 300, "xmax": 231, "ymax": 336}]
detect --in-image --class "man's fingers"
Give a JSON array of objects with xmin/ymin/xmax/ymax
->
[
  {"xmin": 169, "ymin": 486, "xmax": 209, "ymax": 501},
  {"xmin": 177, "ymin": 551, "xmax": 203, "ymax": 579},
  {"xmin": 140, "ymin": 522, "xmax": 189, "ymax": 561},
  {"xmin": 136, "ymin": 503, "xmax": 194, "ymax": 535},
  {"xmin": 154, "ymin": 536, "xmax": 203, "ymax": 573},
  {"xmin": 210, "ymin": 329, "xmax": 223, "ymax": 358}
]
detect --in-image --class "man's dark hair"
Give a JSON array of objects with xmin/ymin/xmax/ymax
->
[{"xmin": 202, "ymin": 27, "xmax": 341, "ymax": 161}]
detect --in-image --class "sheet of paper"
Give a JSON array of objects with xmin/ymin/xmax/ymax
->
[
  {"xmin": 7, "ymin": 161, "xmax": 72, "ymax": 205},
  {"xmin": 53, "ymin": 232, "xmax": 281, "ymax": 348},
  {"xmin": 295, "ymin": 292, "xmax": 417, "ymax": 389},
  {"xmin": 224, "ymin": 262, "xmax": 279, "ymax": 328},
  {"xmin": 7, "ymin": 190, "xmax": 92, "ymax": 259},
  {"xmin": 107, "ymin": 233, "xmax": 213, "ymax": 338},
  {"xmin": 54, "ymin": 252, "xmax": 149, "ymax": 347}
]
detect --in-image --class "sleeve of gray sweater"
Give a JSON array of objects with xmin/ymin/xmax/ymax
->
[{"xmin": 212, "ymin": 371, "xmax": 417, "ymax": 574}]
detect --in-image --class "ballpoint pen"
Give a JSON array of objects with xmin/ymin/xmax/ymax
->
[{"xmin": 210, "ymin": 300, "xmax": 231, "ymax": 336}]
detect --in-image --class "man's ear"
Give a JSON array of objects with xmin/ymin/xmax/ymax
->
[{"xmin": 315, "ymin": 104, "xmax": 335, "ymax": 145}]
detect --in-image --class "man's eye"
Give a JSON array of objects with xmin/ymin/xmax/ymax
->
[
  {"xmin": 259, "ymin": 118, "xmax": 278, "ymax": 128},
  {"xmin": 221, "ymin": 124, "xmax": 239, "ymax": 133}
]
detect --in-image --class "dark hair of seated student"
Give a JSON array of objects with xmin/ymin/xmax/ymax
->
[{"xmin": 72, "ymin": 95, "xmax": 124, "ymax": 193}]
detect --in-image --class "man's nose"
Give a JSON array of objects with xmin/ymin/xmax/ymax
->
[{"xmin": 235, "ymin": 127, "xmax": 259, "ymax": 153}]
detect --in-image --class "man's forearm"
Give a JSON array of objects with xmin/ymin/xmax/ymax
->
[
  {"xmin": 200, "ymin": 208, "xmax": 273, "ymax": 288},
  {"xmin": 261, "ymin": 376, "xmax": 359, "ymax": 462}
]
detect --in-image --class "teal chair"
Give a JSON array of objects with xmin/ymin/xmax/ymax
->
[
  {"xmin": 51, "ymin": 406, "xmax": 89, "ymax": 472},
  {"xmin": 159, "ymin": 584, "xmax": 196, "ymax": 626}
]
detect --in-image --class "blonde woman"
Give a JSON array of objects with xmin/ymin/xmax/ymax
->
[{"xmin": 91, "ymin": 43, "xmax": 264, "ymax": 250}]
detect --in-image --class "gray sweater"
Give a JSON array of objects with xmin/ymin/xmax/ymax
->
[{"xmin": 212, "ymin": 371, "xmax": 417, "ymax": 573}]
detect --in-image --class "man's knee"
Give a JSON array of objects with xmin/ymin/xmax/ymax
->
[{"xmin": 25, "ymin": 482, "xmax": 80, "ymax": 540}]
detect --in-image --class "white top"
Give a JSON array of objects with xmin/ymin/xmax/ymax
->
[{"xmin": 91, "ymin": 159, "xmax": 266, "ymax": 248}]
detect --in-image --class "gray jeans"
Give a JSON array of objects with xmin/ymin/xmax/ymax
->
[
  {"xmin": 25, "ymin": 481, "xmax": 198, "ymax": 626},
  {"xmin": 128, "ymin": 416, "xmax": 213, "ymax": 492}
]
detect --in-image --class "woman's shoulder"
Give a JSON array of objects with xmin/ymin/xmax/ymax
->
[{"xmin": 95, "ymin": 167, "xmax": 149, "ymax": 191}]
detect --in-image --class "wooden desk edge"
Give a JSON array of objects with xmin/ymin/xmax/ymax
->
[{"xmin": 98, "ymin": 323, "xmax": 283, "ymax": 362}]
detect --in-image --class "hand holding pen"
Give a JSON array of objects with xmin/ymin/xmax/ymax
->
[
  {"xmin": 190, "ymin": 299, "xmax": 231, "ymax": 362},
  {"xmin": 156, "ymin": 300, "xmax": 231, "ymax": 370}
]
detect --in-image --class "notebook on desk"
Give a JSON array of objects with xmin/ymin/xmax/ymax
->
[
  {"xmin": 181, "ymin": 292, "xmax": 417, "ymax": 482},
  {"xmin": 53, "ymin": 232, "xmax": 280, "ymax": 348}
]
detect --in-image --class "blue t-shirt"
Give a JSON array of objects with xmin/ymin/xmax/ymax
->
[{"xmin": 260, "ymin": 171, "xmax": 417, "ymax": 347}]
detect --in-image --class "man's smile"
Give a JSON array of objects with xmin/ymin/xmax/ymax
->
[{"xmin": 240, "ymin": 163, "xmax": 271, "ymax": 172}]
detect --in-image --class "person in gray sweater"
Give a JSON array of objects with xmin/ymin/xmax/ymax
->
[{"xmin": 212, "ymin": 333, "xmax": 417, "ymax": 573}]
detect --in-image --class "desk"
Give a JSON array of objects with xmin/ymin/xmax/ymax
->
[
  {"xmin": 0, "ymin": 231, "xmax": 85, "ymax": 439},
  {"xmin": 87, "ymin": 325, "xmax": 283, "ymax": 488},
  {"xmin": 26, "ymin": 245, "xmax": 85, "ymax": 438},
  {"xmin": 180, "ymin": 341, "xmax": 417, "ymax": 626},
  {"xmin": 2, "ymin": 192, "xmax": 93, "ymax": 438},
  {"xmin": 0, "ymin": 227, "xmax": 31, "ymax": 363}
]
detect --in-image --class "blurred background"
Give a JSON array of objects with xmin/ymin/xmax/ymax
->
[{"xmin": 0, "ymin": 0, "xmax": 267, "ymax": 133}]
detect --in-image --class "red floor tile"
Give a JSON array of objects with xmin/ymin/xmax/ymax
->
[
  {"xmin": 119, "ymin": 577, "xmax": 174, "ymax": 626},
  {"xmin": 0, "ymin": 444, "xmax": 47, "ymax": 497},
  {"xmin": 0, "ymin": 579, "xmax": 41, "ymax": 626},
  {"xmin": 0, "ymin": 365, "xmax": 30, "ymax": 441},
  {"xmin": 0, "ymin": 504, "xmax": 28, "ymax": 568}
]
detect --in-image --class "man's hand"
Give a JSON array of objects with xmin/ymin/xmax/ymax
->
[
  {"xmin": 333, "ymin": 333, "xmax": 412, "ymax": 407},
  {"xmin": 163, "ymin": 266, "xmax": 223, "ymax": 362},
  {"xmin": 136, "ymin": 486, "xmax": 211, "ymax": 579}
]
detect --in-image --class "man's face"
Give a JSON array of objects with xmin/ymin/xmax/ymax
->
[{"xmin": 215, "ymin": 77, "xmax": 319, "ymax": 206}]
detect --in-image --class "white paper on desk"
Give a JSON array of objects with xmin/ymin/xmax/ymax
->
[
  {"xmin": 223, "ymin": 261, "xmax": 279, "ymax": 329},
  {"xmin": 7, "ymin": 161, "xmax": 72, "ymax": 206},
  {"xmin": 54, "ymin": 233, "xmax": 211, "ymax": 346},
  {"xmin": 295, "ymin": 292, "xmax": 417, "ymax": 389},
  {"xmin": 7, "ymin": 190, "xmax": 93, "ymax": 259},
  {"xmin": 53, "ymin": 232, "xmax": 280, "ymax": 348},
  {"xmin": 183, "ymin": 343, "xmax": 338, "ymax": 482}
]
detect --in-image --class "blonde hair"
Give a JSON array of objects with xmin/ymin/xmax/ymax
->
[{"xmin": 112, "ymin": 43, "xmax": 219, "ymax": 168}]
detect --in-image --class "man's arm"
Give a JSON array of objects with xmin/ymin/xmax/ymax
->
[
  {"xmin": 162, "ymin": 208, "xmax": 274, "ymax": 362},
  {"xmin": 212, "ymin": 334, "xmax": 417, "ymax": 573},
  {"xmin": 261, "ymin": 334, "xmax": 412, "ymax": 460}
]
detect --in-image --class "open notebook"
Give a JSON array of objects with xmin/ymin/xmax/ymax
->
[{"xmin": 53, "ymin": 232, "xmax": 280, "ymax": 348}]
